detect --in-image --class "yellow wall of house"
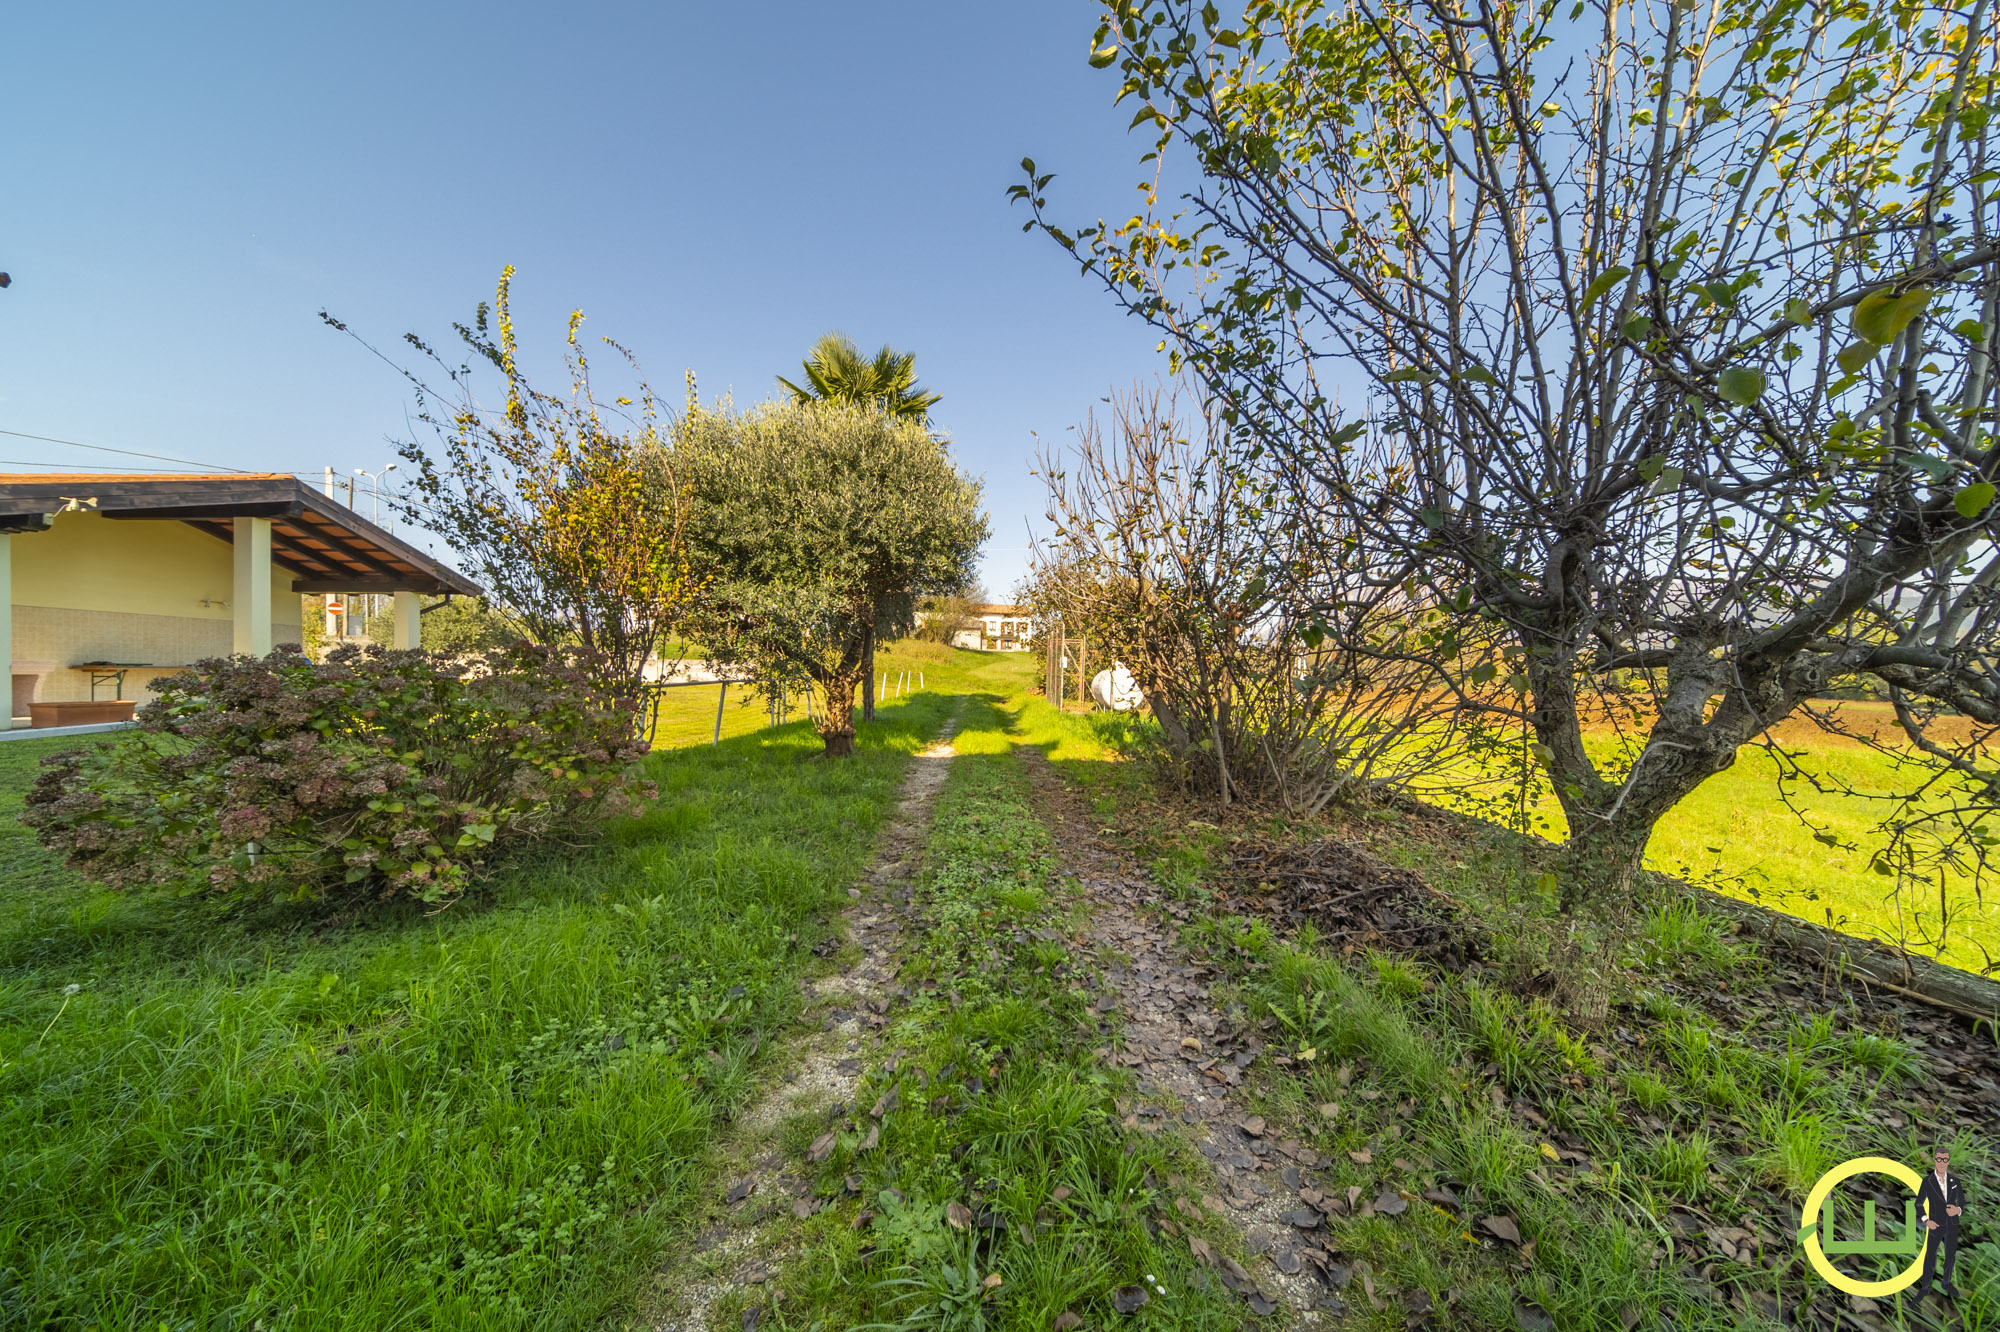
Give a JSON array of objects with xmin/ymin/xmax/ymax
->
[
  {"xmin": 8, "ymin": 512, "xmax": 302, "ymax": 708},
  {"xmin": 12, "ymin": 511, "xmax": 300, "ymax": 628}
]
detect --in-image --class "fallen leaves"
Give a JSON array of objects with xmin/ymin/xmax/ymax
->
[
  {"xmin": 1478, "ymin": 1214, "xmax": 1523, "ymax": 1245},
  {"xmin": 1514, "ymin": 1297, "xmax": 1555, "ymax": 1332},
  {"xmin": 807, "ymin": 1132, "xmax": 836, "ymax": 1163},
  {"xmin": 1111, "ymin": 1284, "xmax": 1150, "ymax": 1313},
  {"xmin": 945, "ymin": 1201, "xmax": 973, "ymax": 1229}
]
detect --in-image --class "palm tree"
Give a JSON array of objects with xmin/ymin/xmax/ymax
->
[
  {"xmin": 777, "ymin": 332, "xmax": 941, "ymax": 422},
  {"xmin": 778, "ymin": 332, "xmax": 942, "ymax": 723}
]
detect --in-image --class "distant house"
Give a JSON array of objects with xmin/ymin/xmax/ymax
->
[
  {"xmin": 0, "ymin": 474, "xmax": 479, "ymax": 730},
  {"xmin": 950, "ymin": 604, "xmax": 1035, "ymax": 652}
]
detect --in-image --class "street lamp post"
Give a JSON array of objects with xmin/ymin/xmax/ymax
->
[
  {"xmin": 352, "ymin": 463, "xmax": 399, "ymax": 528},
  {"xmin": 350, "ymin": 462, "xmax": 399, "ymax": 634}
]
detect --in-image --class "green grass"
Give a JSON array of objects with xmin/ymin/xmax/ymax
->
[
  {"xmin": 731, "ymin": 685, "xmax": 1243, "ymax": 1330},
  {"xmin": 982, "ymin": 682, "xmax": 2000, "ymax": 1327},
  {"xmin": 0, "ymin": 696, "xmax": 958, "ymax": 1329},
  {"xmin": 645, "ymin": 641, "xmax": 1027, "ymax": 752},
  {"xmin": 1387, "ymin": 725, "xmax": 2000, "ymax": 972}
]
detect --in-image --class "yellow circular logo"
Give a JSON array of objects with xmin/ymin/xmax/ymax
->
[{"xmin": 1797, "ymin": 1156, "xmax": 1929, "ymax": 1296}]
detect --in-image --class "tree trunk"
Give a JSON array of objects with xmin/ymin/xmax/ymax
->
[
  {"xmin": 819, "ymin": 672, "xmax": 858, "ymax": 757},
  {"xmin": 1552, "ymin": 814, "xmax": 1654, "ymax": 914},
  {"xmin": 1552, "ymin": 729, "xmax": 1741, "ymax": 912},
  {"xmin": 1141, "ymin": 686, "xmax": 1193, "ymax": 753},
  {"xmin": 861, "ymin": 620, "xmax": 876, "ymax": 723}
]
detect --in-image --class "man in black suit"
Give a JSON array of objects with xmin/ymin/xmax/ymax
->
[{"xmin": 1915, "ymin": 1146, "xmax": 1968, "ymax": 1300}]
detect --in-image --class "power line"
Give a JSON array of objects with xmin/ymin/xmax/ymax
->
[
  {"xmin": 0, "ymin": 427, "xmax": 251, "ymax": 473},
  {"xmin": 0, "ymin": 459, "xmax": 245, "ymax": 474}
]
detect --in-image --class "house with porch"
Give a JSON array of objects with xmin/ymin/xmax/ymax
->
[
  {"xmin": 0, "ymin": 474, "xmax": 479, "ymax": 730},
  {"xmin": 949, "ymin": 604, "xmax": 1036, "ymax": 652}
]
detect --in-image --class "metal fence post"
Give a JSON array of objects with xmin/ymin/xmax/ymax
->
[{"xmin": 713, "ymin": 681, "xmax": 727, "ymax": 745}]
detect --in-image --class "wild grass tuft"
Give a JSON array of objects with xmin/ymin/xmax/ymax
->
[
  {"xmin": 1639, "ymin": 899, "xmax": 1754, "ymax": 973},
  {"xmin": 1837, "ymin": 1030, "xmax": 1917, "ymax": 1081},
  {"xmin": 1643, "ymin": 1130, "xmax": 1714, "ymax": 1201},
  {"xmin": 1752, "ymin": 1109, "xmax": 1836, "ymax": 1196},
  {"xmin": 1623, "ymin": 1071, "xmax": 1673, "ymax": 1114}
]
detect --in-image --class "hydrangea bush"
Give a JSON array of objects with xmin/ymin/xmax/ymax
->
[{"xmin": 24, "ymin": 643, "xmax": 654, "ymax": 907}]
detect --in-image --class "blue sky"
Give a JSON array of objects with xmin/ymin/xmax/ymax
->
[{"xmin": 0, "ymin": 2, "xmax": 1165, "ymax": 595}]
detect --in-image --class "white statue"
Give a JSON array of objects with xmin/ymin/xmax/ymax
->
[{"xmin": 1088, "ymin": 662, "xmax": 1145, "ymax": 712}]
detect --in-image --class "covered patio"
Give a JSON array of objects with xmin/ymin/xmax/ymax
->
[{"xmin": 0, "ymin": 473, "xmax": 479, "ymax": 729}]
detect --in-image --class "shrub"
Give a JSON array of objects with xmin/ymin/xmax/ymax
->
[{"xmin": 24, "ymin": 643, "xmax": 653, "ymax": 907}]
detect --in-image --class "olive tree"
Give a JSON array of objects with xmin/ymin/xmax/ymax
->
[
  {"xmin": 675, "ymin": 401, "xmax": 987, "ymax": 756},
  {"xmin": 1020, "ymin": 0, "xmax": 2000, "ymax": 921}
]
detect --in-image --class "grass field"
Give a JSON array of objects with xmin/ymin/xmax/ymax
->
[
  {"xmin": 1404, "ymin": 720, "xmax": 2000, "ymax": 974},
  {"xmin": 4, "ymin": 646, "xmax": 1996, "ymax": 1327},
  {"xmin": 735, "ymin": 669, "xmax": 1248, "ymax": 1329},
  {"xmin": 641, "ymin": 640, "xmax": 1018, "ymax": 751},
  {"xmin": 0, "ymin": 685, "xmax": 961, "ymax": 1328}
]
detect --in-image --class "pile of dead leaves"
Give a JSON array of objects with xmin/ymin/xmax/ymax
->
[{"xmin": 1221, "ymin": 837, "xmax": 1481, "ymax": 968}]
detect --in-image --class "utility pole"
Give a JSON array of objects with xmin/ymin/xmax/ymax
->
[{"xmin": 321, "ymin": 469, "xmax": 341, "ymax": 642}]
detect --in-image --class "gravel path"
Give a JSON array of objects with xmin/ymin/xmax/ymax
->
[
  {"xmin": 645, "ymin": 719, "xmax": 960, "ymax": 1331},
  {"xmin": 1019, "ymin": 747, "xmax": 1360, "ymax": 1323}
]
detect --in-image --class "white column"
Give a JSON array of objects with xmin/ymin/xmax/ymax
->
[
  {"xmin": 232, "ymin": 517, "xmax": 272, "ymax": 656},
  {"xmin": 393, "ymin": 590, "xmax": 421, "ymax": 650},
  {"xmin": 0, "ymin": 534, "xmax": 13, "ymax": 730}
]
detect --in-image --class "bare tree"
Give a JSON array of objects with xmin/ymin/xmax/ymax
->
[
  {"xmin": 1031, "ymin": 387, "xmax": 1494, "ymax": 814},
  {"xmin": 911, "ymin": 582, "xmax": 989, "ymax": 644},
  {"xmin": 1020, "ymin": 0, "xmax": 2000, "ymax": 917}
]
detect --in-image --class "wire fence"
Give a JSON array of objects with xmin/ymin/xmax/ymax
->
[{"xmin": 637, "ymin": 667, "xmax": 930, "ymax": 751}]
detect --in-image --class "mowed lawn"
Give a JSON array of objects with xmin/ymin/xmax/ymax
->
[
  {"xmin": 1411, "ymin": 715, "xmax": 2000, "ymax": 974},
  {"xmin": 0, "ymin": 672, "xmax": 983, "ymax": 1329},
  {"xmin": 643, "ymin": 638, "xmax": 1019, "ymax": 752}
]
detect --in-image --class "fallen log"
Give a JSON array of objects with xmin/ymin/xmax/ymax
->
[{"xmin": 1692, "ymin": 888, "xmax": 2000, "ymax": 1029}]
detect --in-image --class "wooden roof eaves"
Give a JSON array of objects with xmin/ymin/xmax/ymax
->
[{"xmin": 0, "ymin": 475, "xmax": 481, "ymax": 596}]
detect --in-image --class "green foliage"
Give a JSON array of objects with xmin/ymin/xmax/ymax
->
[
  {"xmin": 22, "ymin": 643, "xmax": 653, "ymax": 907},
  {"xmin": 325, "ymin": 266, "xmax": 694, "ymax": 691},
  {"xmin": 777, "ymin": 331, "xmax": 941, "ymax": 422},
  {"xmin": 366, "ymin": 595, "xmax": 524, "ymax": 654},
  {"xmin": 676, "ymin": 399, "xmax": 988, "ymax": 754}
]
